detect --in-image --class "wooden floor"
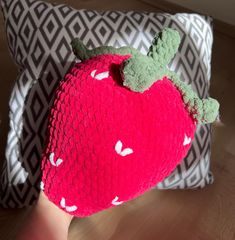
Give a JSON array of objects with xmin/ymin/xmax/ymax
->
[{"xmin": 0, "ymin": 0, "xmax": 235, "ymax": 239}]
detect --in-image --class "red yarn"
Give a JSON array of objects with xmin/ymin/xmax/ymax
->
[{"xmin": 41, "ymin": 54, "xmax": 196, "ymax": 217}]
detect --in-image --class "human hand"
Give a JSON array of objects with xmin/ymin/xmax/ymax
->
[{"xmin": 16, "ymin": 192, "xmax": 73, "ymax": 240}]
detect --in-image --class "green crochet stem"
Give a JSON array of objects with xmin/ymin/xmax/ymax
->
[
  {"xmin": 147, "ymin": 28, "xmax": 181, "ymax": 67},
  {"xmin": 71, "ymin": 28, "xmax": 219, "ymax": 123}
]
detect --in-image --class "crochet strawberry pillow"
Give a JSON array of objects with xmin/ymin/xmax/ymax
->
[{"xmin": 40, "ymin": 28, "xmax": 219, "ymax": 217}]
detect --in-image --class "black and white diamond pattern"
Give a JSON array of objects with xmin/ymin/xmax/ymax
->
[{"xmin": 0, "ymin": 0, "xmax": 214, "ymax": 207}]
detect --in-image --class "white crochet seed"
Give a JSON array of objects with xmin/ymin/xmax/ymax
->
[
  {"xmin": 183, "ymin": 134, "xmax": 191, "ymax": 146},
  {"xmin": 112, "ymin": 196, "xmax": 123, "ymax": 206},
  {"xmin": 60, "ymin": 197, "xmax": 77, "ymax": 212},
  {"xmin": 91, "ymin": 69, "xmax": 109, "ymax": 80},
  {"xmin": 60, "ymin": 197, "xmax": 66, "ymax": 208},
  {"xmin": 49, "ymin": 152, "xmax": 63, "ymax": 167},
  {"xmin": 40, "ymin": 181, "xmax": 44, "ymax": 191},
  {"xmin": 115, "ymin": 140, "xmax": 133, "ymax": 157}
]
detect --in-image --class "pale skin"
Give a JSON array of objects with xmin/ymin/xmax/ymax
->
[{"xmin": 16, "ymin": 192, "xmax": 73, "ymax": 240}]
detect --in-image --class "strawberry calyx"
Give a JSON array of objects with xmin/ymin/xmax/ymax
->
[{"xmin": 71, "ymin": 28, "xmax": 219, "ymax": 124}]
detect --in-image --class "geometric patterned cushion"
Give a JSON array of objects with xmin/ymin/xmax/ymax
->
[{"xmin": 0, "ymin": 0, "xmax": 214, "ymax": 207}]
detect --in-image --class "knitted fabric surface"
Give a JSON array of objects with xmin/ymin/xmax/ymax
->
[{"xmin": 41, "ymin": 28, "xmax": 219, "ymax": 217}]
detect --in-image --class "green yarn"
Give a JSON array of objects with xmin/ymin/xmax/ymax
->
[{"xmin": 71, "ymin": 28, "xmax": 219, "ymax": 123}]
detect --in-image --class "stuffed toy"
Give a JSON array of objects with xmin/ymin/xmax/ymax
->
[{"xmin": 40, "ymin": 28, "xmax": 219, "ymax": 217}]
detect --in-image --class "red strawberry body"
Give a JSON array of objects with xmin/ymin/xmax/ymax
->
[{"xmin": 41, "ymin": 54, "xmax": 196, "ymax": 217}]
